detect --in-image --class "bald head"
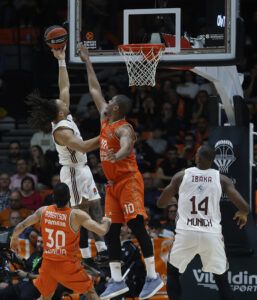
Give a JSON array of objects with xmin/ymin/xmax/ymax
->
[
  {"xmin": 113, "ymin": 95, "xmax": 132, "ymax": 116},
  {"xmin": 195, "ymin": 145, "xmax": 216, "ymax": 169}
]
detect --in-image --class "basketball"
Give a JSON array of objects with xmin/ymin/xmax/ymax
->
[{"xmin": 44, "ymin": 25, "xmax": 68, "ymax": 49}]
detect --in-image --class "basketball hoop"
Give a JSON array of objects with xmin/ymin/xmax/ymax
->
[{"xmin": 118, "ymin": 44, "xmax": 165, "ymax": 87}]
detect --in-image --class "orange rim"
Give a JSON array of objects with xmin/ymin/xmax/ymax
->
[{"xmin": 118, "ymin": 44, "xmax": 165, "ymax": 53}]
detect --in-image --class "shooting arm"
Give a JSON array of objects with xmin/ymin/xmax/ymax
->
[
  {"xmin": 52, "ymin": 48, "xmax": 70, "ymax": 108},
  {"xmin": 220, "ymin": 175, "xmax": 249, "ymax": 213},
  {"xmin": 157, "ymin": 171, "xmax": 184, "ymax": 208},
  {"xmin": 54, "ymin": 128, "xmax": 99, "ymax": 153},
  {"xmin": 58, "ymin": 62, "xmax": 70, "ymax": 109},
  {"xmin": 78, "ymin": 44, "xmax": 107, "ymax": 116}
]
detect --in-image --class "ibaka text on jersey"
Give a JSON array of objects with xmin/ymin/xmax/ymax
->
[
  {"xmin": 192, "ymin": 175, "xmax": 212, "ymax": 183},
  {"xmin": 187, "ymin": 218, "xmax": 213, "ymax": 227}
]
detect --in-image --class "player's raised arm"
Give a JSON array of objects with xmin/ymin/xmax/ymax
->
[
  {"xmin": 73, "ymin": 209, "xmax": 111, "ymax": 236},
  {"xmin": 77, "ymin": 43, "xmax": 107, "ymax": 117},
  {"xmin": 54, "ymin": 129, "xmax": 99, "ymax": 153},
  {"xmin": 10, "ymin": 207, "xmax": 43, "ymax": 252},
  {"xmin": 157, "ymin": 171, "xmax": 184, "ymax": 208},
  {"xmin": 220, "ymin": 175, "xmax": 249, "ymax": 229},
  {"xmin": 52, "ymin": 47, "xmax": 70, "ymax": 109}
]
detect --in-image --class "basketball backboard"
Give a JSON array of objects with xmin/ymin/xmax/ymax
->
[{"xmin": 68, "ymin": 0, "xmax": 240, "ymax": 65}]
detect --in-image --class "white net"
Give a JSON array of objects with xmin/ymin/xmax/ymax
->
[{"xmin": 118, "ymin": 44, "xmax": 165, "ymax": 87}]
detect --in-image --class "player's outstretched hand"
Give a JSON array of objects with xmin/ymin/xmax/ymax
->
[
  {"xmin": 233, "ymin": 211, "xmax": 248, "ymax": 229},
  {"xmin": 77, "ymin": 42, "xmax": 89, "ymax": 62},
  {"xmin": 51, "ymin": 46, "xmax": 66, "ymax": 60}
]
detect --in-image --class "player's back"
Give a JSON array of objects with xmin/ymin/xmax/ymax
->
[
  {"xmin": 176, "ymin": 167, "xmax": 222, "ymax": 234},
  {"xmin": 41, "ymin": 205, "xmax": 80, "ymax": 261},
  {"xmin": 100, "ymin": 118, "xmax": 139, "ymax": 181},
  {"xmin": 52, "ymin": 114, "xmax": 87, "ymax": 166}
]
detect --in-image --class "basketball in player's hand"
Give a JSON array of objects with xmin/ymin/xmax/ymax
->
[{"xmin": 44, "ymin": 25, "xmax": 68, "ymax": 49}]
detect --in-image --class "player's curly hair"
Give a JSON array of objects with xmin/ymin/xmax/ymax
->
[{"xmin": 26, "ymin": 94, "xmax": 59, "ymax": 133}]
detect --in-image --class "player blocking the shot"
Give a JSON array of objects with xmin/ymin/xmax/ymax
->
[
  {"xmin": 78, "ymin": 43, "xmax": 164, "ymax": 300},
  {"xmin": 26, "ymin": 46, "xmax": 108, "ymax": 267},
  {"xmin": 157, "ymin": 145, "xmax": 249, "ymax": 300}
]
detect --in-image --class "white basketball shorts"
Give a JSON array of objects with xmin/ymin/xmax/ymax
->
[
  {"xmin": 169, "ymin": 229, "xmax": 229, "ymax": 275},
  {"xmin": 60, "ymin": 164, "xmax": 100, "ymax": 207}
]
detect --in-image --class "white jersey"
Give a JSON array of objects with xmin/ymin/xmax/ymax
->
[
  {"xmin": 176, "ymin": 167, "xmax": 222, "ymax": 233},
  {"xmin": 52, "ymin": 114, "xmax": 87, "ymax": 166}
]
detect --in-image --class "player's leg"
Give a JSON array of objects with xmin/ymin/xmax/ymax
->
[
  {"xmin": 200, "ymin": 232, "xmax": 233, "ymax": 300},
  {"xmin": 121, "ymin": 173, "xmax": 163, "ymax": 299},
  {"xmin": 80, "ymin": 165, "xmax": 107, "ymax": 259},
  {"xmin": 100, "ymin": 184, "xmax": 129, "ymax": 300},
  {"xmin": 213, "ymin": 271, "xmax": 234, "ymax": 300},
  {"xmin": 84, "ymin": 287, "xmax": 100, "ymax": 300},
  {"xmin": 33, "ymin": 259, "xmax": 58, "ymax": 300},
  {"xmin": 166, "ymin": 262, "xmax": 181, "ymax": 300},
  {"xmin": 57, "ymin": 259, "xmax": 97, "ymax": 300}
]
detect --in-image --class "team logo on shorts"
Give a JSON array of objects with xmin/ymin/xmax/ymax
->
[{"xmin": 93, "ymin": 187, "xmax": 97, "ymax": 195}]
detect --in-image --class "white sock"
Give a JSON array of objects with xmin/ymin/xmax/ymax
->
[
  {"xmin": 144, "ymin": 256, "xmax": 157, "ymax": 279},
  {"xmin": 109, "ymin": 262, "xmax": 122, "ymax": 282},
  {"xmin": 80, "ymin": 247, "xmax": 91, "ymax": 259},
  {"xmin": 95, "ymin": 241, "xmax": 107, "ymax": 252}
]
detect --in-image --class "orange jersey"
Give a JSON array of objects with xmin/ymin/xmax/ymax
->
[
  {"xmin": 100, "ymin": 119, "xmax": 139, "ymax": 181},
  {"xmin": 41, "ymin": 205, "xmax": 80, "ymax": 261}
]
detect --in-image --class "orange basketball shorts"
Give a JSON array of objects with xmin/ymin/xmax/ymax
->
[
  {"xmin": 33, "ymin": 258, "xmax": 93, "ymax": 297},
  {"xmin": 105, "ymin": 172, "xmax": 147, "ymax": 223}
]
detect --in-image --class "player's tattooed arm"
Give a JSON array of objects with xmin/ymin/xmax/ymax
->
[
  {"xmin": 10, "ymin": 208, "xmax": 43, "ymax": 252},
  {"xmin": 157, "ymin": 170, "xmax": 184, "ymax": 208},
  {"xmin": 107, "ymin": 125, "xmax": 135, "ymax": 162}
]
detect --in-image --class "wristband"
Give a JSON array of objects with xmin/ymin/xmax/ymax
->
[{"xmin": 58, "ymin": 59, "xmax": 66, "ymax": 67}]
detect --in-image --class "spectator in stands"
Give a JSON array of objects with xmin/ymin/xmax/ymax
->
[
  {"xmin": 143, "ymin": 172, "xmax": 162, "ymax": 221},
  {"xmin": 28, "ymin": 145, "xmax": 51, "ymax": 186},
  {"xmin": 191, "ymin": 90, "xmax": 210, "ymax": 125},
  {"xmin": 176, "ymin": 71, "xmax": 199, "ymax": 100},
  {"xmin": 9, "ymin": 210, "xmax": 22, "ymax": 228},
  {"xmin": 9, "ymin": 159, "xmax": 38, "ymax": 190},
  {"xmin": 146, "ymin": 127, "xmax": 168, "ymax": 155},
  {"xmin": 0, "ymin": 141, "xmax": 22, "ymax": 175},
  {"xmin": 157, "ymin": 102, "xmax": 184, "ymax": 141},
  {"xmin": 0, "ymin": 106, "xmax": 15, "ymax": 131},
  {"xmin": 139, "ymin": 95, "xmax": 158, "ymax": 130},
  {"xmin": 0, "ymin": 235, "xmax": 43, "ymax": 300},
  {"xmin": 30, "ymin": 130, "xmax": 55, "ymax": 154},
  {"xmin": 79, "ymin": 102, "xmax": 101, "ymax": 139},
  {"xmin": 0, "ymin": 191, "xmax": 31, "ymax": 227},
  {"xmin": 165, "ymin": 89, "xmax": 186, "ymax": 121},
  {"xmin": 134, "ymin": 131, "xmax": 157, "ymax": 173},
  {"xmin": 20, "ymin": 176, "xmax": 42, "ymax": 210},
  {"xmin": 194, "ymin": 116, "xmax": 210, "ymax": 144},
  {"xmin": 156, "ymin": 146, "xmax": 187, "ymax": 186},
  {"xmin": 0, "ymin": 173, "xmax": 11, "ymax": 211},
  {"xmin": 76, "ymin": 92, "xmax": 93, "ymax": 119},
  {"xmin": 161, "ymin": 204, "xmax": 178, "ymax": 234},
  {"xmin": 42, "ymin": 173, "xmax": 61, "ymax": 205},
  {"xmin": 177, "ymin": 132, "xmax": 198, "ymax": 167}
]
